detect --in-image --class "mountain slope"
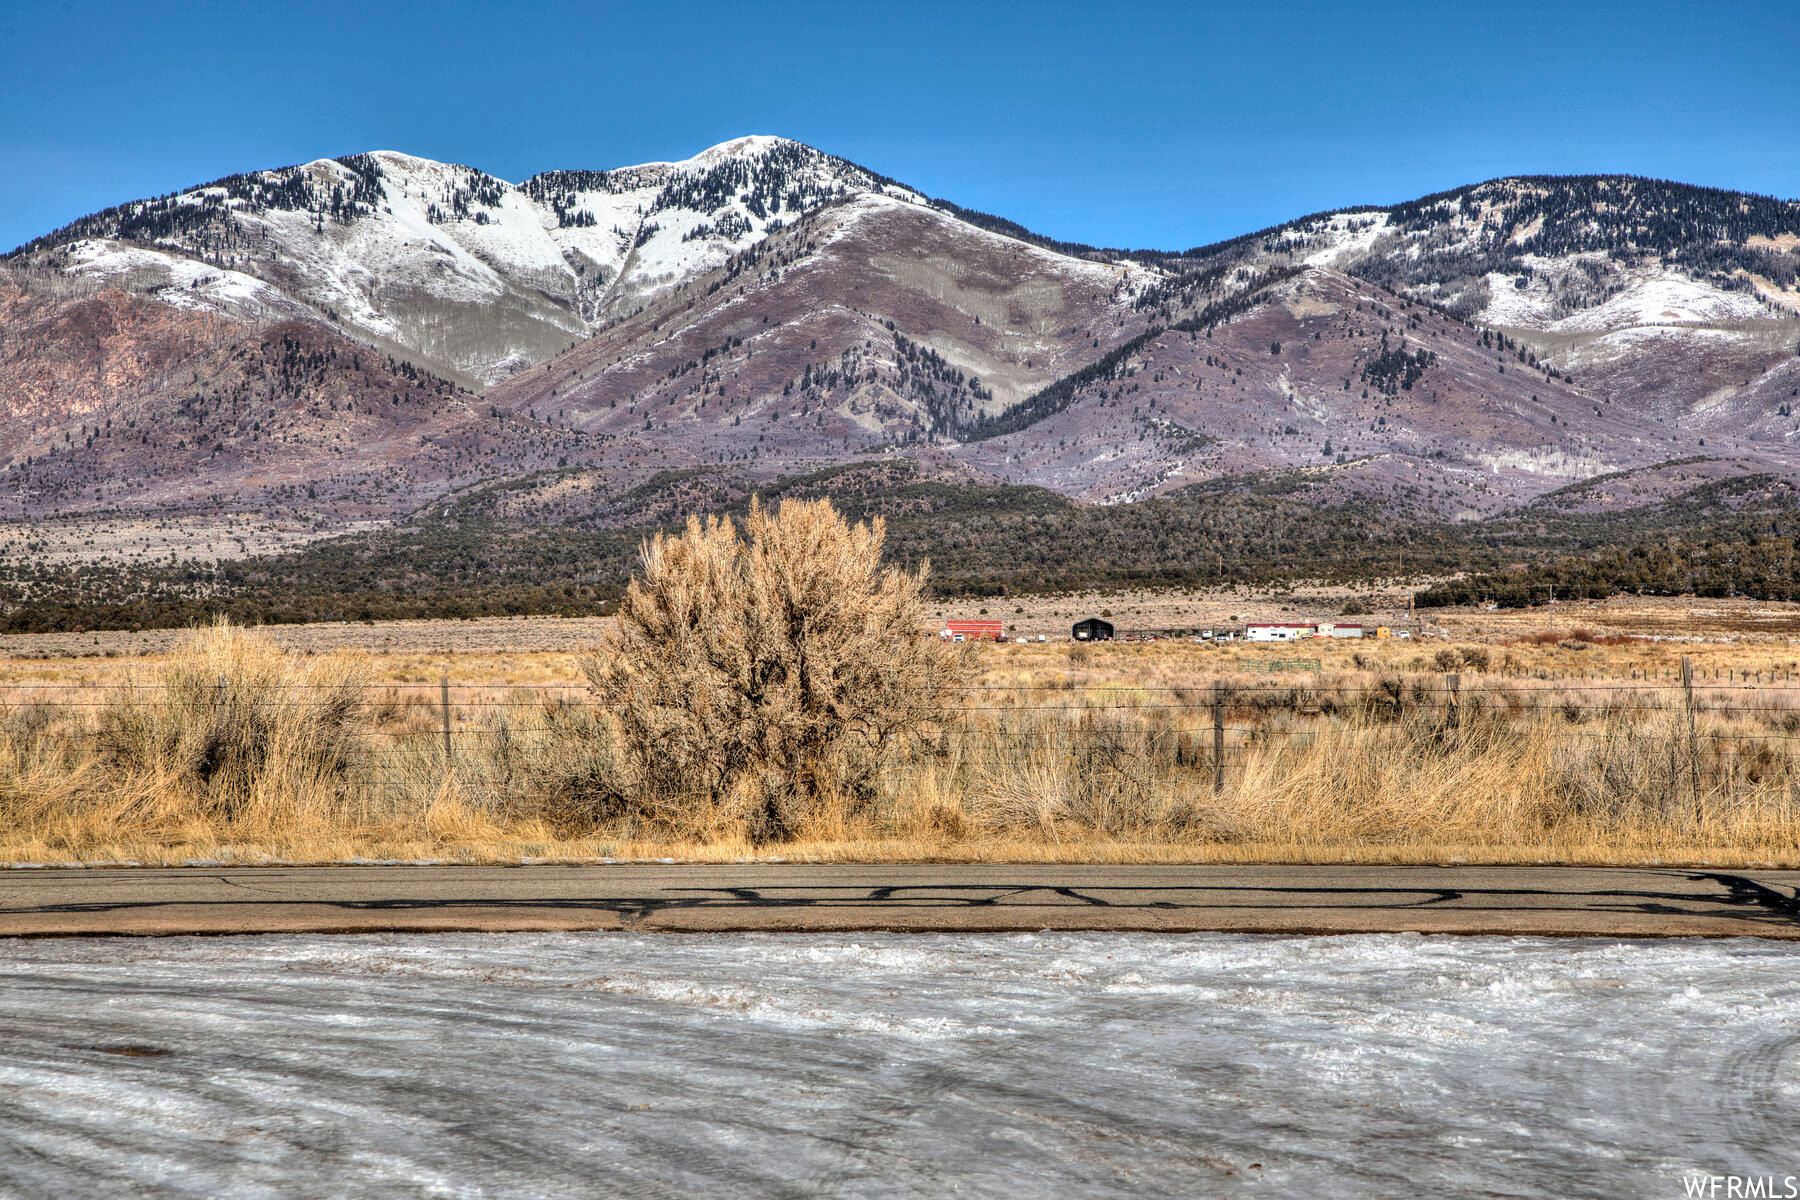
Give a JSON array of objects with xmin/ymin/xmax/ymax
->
[
  {"xmin": 944, "ymin": 264, "xmax": 1790, "ymax": 511},
  {"xmin": 1163, "ymin": 175, "xmax": 1800, "ymax": 319},
  {"xmin": 1137, "ymin": 175, "xmax": 1800, "ymax": 445},
  {"xmin": 487, "ymin": 191, "xmax": 1154, "ymax": 462},
  {"xmin": 6, "ymin": 138, "xmax": 936, "ymax": 387},
  {"xmin": 7, "ymin": 150, "xmax": 1800, "ymax": 546},
  {"xmin": 0, "ymin": 266, "xmax": 622, "ymax": 521}
]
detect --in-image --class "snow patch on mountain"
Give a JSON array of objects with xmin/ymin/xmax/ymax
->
[
  {"xmin": 58, "ymin": 239, "xmax": 294, "ymax": 319},
  {"xmin": 1555, "ymin": 322, "xmax": 1758, "ymax": 373},
  {"xmin": 1549, "ymin": 273, "xmax": 1768, "ymax": 333},
  {"xmin": 1480, "ymin": 267, "xmax": 1560, "ymax": 327},
  {"xmin": 15, "ymin": 136, "xmax": 955, "ymax": 385},
  {"xmin": 1300, "ymin": 211, "xmax": 1392, "ymax": 268},
  {"xmin": 1478, "ymin": 253, "xmax": 1772, "ymax": 338}
]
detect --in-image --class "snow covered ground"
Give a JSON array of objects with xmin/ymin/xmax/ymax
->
[{"xmin": 0, "ymin": 932, "xmax": 1795, "ymax": 1198}]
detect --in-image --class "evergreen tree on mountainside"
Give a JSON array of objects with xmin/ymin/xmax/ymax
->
[
  {"xmin": 1148, "ymin": 174, "xmax": 1800, "ymax": 318},
  {"xmin": 9, "ymin": 156, "xmax": 389, "ymax": 254}
]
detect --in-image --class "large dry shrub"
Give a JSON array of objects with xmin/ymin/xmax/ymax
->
[
  {"xmin": 97, "ymin": 618, "xmax": 368, "ymax": 819},
  {"xmin": 584, "ymin": 498, "xmax": 958, "ymax": 840}
]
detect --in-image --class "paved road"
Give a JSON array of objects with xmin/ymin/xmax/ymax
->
[{"xmin": 3, "ymin": 863, "xmax": 1799, "ymax": 938}]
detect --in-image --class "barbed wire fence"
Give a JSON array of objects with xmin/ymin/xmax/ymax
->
[{"xmin": 4, "ymin": 656, "xmax": 1798, "ymax": 812}]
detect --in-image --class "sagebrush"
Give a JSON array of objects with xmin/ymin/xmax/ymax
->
[{"xmin": 584, "ymin": 497, "xmax": 957, "ymax": 840}]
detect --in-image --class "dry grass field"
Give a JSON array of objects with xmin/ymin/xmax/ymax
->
[
  {"xmin": 11, "ymin": 588, "xmax": 1800, "ymax": 661},
  {"xmin": 8, "ymin": 590, "xmax": 1800, "ymax": 675},
  {"xmin": 5, "ymin": 590, "xmax": 1800, "ymax": 869}
]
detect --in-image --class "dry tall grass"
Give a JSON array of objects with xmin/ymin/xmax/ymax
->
[
  {"xmin": 1, "ymin": 619, "xmax": 375, "ymax": 850},
  {"xmin": 6, "ymin": 621, "xmax": 1800, "ymax": 867},
  {"xmin": 95, "ymin": 618, "xmax": 368, "ymax": 819}
]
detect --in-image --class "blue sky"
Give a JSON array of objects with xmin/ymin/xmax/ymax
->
[{"xmin": 3, "ymin": 0, "xmax": 1796, "ymax": 253}]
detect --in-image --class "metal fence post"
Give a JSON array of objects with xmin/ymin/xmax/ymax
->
[
  {"xmin": 1212, "ymin": 681, "xmax": 1225, "ymax": 795},
  {"xmin": 440, "ymin": 674, "xmax": 454, "ymax": 772},
  {"xmin": 1446, "ymin": 672, "xmax": 1460, "ymax": 731},
  {"xmin": 1682, "ymin": 655, "xmax": 1700, "ymax": 823}
]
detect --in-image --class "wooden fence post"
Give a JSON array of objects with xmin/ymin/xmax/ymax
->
[
  {"xmin": 1212, "ymin": 681, "xmax": 1225, "ymax": 795},
  {"xmin": 1682, "ymin": 656, "xmax": 1700, "ymax": 823},
  {"xmin": 440, "ymin": 674, "xmax": 454, "ymax": 771},
  {"xmin": 1446, "ymin": 672, "xmax": 1460, "ymax": 731}
]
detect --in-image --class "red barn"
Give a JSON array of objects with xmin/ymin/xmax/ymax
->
[{"xmin": 943, "ymin": 619, "xmax": 1004, "ymax": 642}]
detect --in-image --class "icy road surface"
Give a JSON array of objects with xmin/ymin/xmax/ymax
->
[{"xmin": 1, "ymin": 933, "xmax": 1795, "ymax": 1198}]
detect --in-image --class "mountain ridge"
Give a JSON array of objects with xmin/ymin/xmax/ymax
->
[{"xmin": 5, "ymin": 136, "xmax": 1800, "ymax": 548}]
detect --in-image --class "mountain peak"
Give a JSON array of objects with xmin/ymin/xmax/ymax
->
[
  {"xmin": 686, "ymin": 133, "xmax": 804, "ymax": 166},
  {"xmin": 5, "ymin": 135, "xmax": 932, "ymax": 385},
  {"xmin": 7, "ymin": 145, "xmax": 1798, "ymax": 530}
]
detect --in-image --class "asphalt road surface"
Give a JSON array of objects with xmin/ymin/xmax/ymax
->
[{"xmin": 2, "ymin": 863, "xmax": 1799, "ymax": 938}]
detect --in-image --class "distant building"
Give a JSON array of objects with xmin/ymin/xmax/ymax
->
[
  {"xmin": 1245, "ymin": 622, "xmax": 1315, "ymax": 642},
  {"xmin": 943, "ymin": 619, "xmax": 1004, "ymax": 642},
  {"xmin": 1072, "ymin": 617, "xmax": 1115, "ymax": 641},
  {"xmin": 1247, "ymin": 621, "xmax": 1365, "ymax": 641}
]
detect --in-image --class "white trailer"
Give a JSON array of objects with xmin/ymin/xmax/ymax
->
[{"xmin": 1246, "ymin": 623, "xmax": 1315, "ymax": 642}]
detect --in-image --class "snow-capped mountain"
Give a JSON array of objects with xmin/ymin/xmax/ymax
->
[
  {"xmin": 8, "ymin": 137, "xmax": 931, "ymax": 386},
  {"xmin": 487, "ymin": 188, "xmax": 1154, "ymax": 456},
  {"xmin": 1183, "ymin": 175, "xmax": 1800, "ymax": 323},
  {"xmin": 1163, "ymin": 176, "xmax": 1800, "ymax": 424},
  {"xmin": 6, "ymin": 146, "xmax": 1800, "ymax": 533}
]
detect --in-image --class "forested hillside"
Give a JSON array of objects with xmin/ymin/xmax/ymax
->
[{"xmin": 7, "ymin": 460, "xmax": 1800, "ymax": 632}]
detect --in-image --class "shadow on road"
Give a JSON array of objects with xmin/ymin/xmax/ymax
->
[{"xmin": 6, "ymin": 871, "xmax": 1799, "ymax": 932}]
